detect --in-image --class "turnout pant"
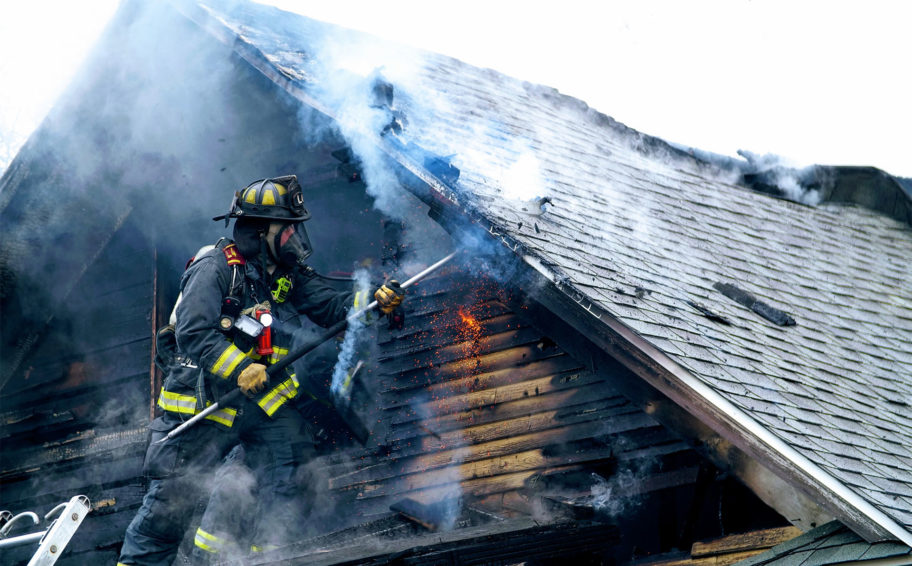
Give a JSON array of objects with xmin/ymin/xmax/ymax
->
[{"xmin": 118, "ymin": 401, "xmax": 305, "ymax": 566}]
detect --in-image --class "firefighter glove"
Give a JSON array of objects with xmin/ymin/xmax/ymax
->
[
  {"xmin": 238, "ymin": 363, "xmax": 268, "ymax": 397},
  {"xmin": 374, "ymin": 280, "xmax": 404, "ymax": 314}
]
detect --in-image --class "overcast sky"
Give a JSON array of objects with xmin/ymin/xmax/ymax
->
[{"xmin": 1, "ymin": 0, "xmax": 909, "ymax": 177}]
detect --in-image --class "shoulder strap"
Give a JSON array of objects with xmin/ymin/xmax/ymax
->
[
  {"xmin": 221, "ymin": 242, "xmax": 246, "ymax": 267},
  {"xmin": 214, "ymin": 239, "xmax": 245, "ymax": 298}
]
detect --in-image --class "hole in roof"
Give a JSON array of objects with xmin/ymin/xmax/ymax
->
[{"xmin": 713, "ymin": 282, "xmax": 796, "ymax": 327}]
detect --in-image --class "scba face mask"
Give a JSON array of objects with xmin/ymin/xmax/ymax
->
[{"xmin": 269, "ymin": 221, "xmax": 313, "ymax": 268}]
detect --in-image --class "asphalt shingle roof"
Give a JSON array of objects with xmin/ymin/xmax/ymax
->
[
  {"xmin": 739, "ymin": 521, "xmax": 912, "ymax": 565},
  {"xmin": 185, "ymin": 0, "xmax": 912, "ymax": 544}
]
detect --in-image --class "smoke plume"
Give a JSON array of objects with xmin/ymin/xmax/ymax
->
[
  {"xmin": 330, "ymin": 268, "xmax": 371, "ymax": 403},
  {"xmin": 737, "ymin": 149, "xmax": 822, "ymax": 205}
]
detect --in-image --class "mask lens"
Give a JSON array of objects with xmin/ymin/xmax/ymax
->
[
  {"xmin": 279, "ymin": 225, "xmax": 296, "ymax": 247},
  {"xmin": 272, "ymin": 222, "xmax": 312, "ymax": 267}
]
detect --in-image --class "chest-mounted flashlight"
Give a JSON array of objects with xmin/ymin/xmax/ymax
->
[{"xmin": 256, "ymin": 308, "xmax": 274, "ymax": 356}]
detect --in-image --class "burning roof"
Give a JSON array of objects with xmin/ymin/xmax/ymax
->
[
  {"xmin": 1, "ymin": 0, "xmax": 911, "ymax": 562},
  {"xmin": 175, "ymin": 0, "xmax": 912, "ymax": 547}
]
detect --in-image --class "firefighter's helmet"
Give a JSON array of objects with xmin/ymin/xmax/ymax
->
[{"xmin": 213, "ymin": 175, "xmax": 310, "ymax": 224}]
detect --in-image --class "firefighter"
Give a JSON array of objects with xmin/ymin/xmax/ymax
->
[{"xmin": 118, "ymin": 176, "xmax": 403, "ymax": 566}]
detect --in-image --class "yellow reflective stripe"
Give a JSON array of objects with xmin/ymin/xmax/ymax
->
[
  {"xmin": 194, "ymin": 527, "xmax": 224, "ymax": 553},
  {"xmin": 157, "ymin": 392, "xmax": 236, "ymax": 427},
  {"xmin": 157, "ymin": 390, "xmax": 197, "ymax": 414},
  {"xmin": 204, "ymin": 406, "xmax": 238, "ymax": 427},
  {"xmin": 196, "ymin": 528, "xmax": 221, "ymax": 542},
  {"xmin": 353, "ymin": 290, "xmax": 374, "ymax": 323},
  {"xmin": 250, "ymin": 544, "xmax": 278, "ymax": 553},
  {"xmin": 210, "ymin": 344, "xmax": 246, "ymax": 379},
  {"xmin": 268, "ymin": 346, "xmax": 289, "ymax": 365},
  {"xmin": 257, "ymin": 386, "xmax": 285, "ymax": 416},
  {"xmin": 257, "ymin": 377, "xmax": 298, "ymax": 416}
]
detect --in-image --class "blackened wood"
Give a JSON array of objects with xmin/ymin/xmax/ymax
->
[
  {"xmin": 379, "ymin": 326, "xmax": 544, "ymax": 379},
  {"xmin": 0, "ymin": 426, "xmax": 146, "ymax": 478},
  {"xmin": 381, "ymin": 354, "xmax": 584, "ymax": 411},
  {"xmin": 382, "ymin": 345, "xmax": 565, "ymax": 393},
  {"xmin": 386, "ymin": 382, "xmax": 629, "ymax": 442}
]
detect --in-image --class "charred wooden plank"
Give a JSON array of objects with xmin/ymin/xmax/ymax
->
[
  {"xmin": 0, "ymin": 407, "xmax": 79, "ymax": 437},
  {"xmin": 341, "ymin": 431, "xmax": 692, "ymax": 505},
  {"xmin": 0, "ymin": 370, "xmax": 149, "ymax": 440},
  {"xmin": 0, "ymin": 454, "xmax": 146, "ymax": 514},
  {"xmin": 689, "ymin": 525, "xmax": 802, "ymax": 558},
  {"xmin": 386, "ymin": 382, "xmax": 628, "ymax": 442},
  {"xmin": 388, "ymin": 404, "xmax": 658, "ymax": 459},
  {"xmin": 255, "ymin": 515, "xmax": 620, "ymax": 566},
  {"xmin": 340, "ymin": 424, "xmax": 690, "ymax": 503},
  {"xmin": 390, "ymin": 496, "xmax": 461, "ymax": 531},
  {"xmin": 382, "ymin": 345, "xmax": 565, "ymax": 393},
  {"xmin": 379, "ymin": 327, "xmax": 544, "ymax": 378},
  {"xmin": 0, "ymin": 426, "xmax": 147, "ymax": 478},
  {"xmin": 380, "ymin": 291, "xmax": 506, "ymax": 326},
  {"xmin": 379, "ymin": 312, "xmax": 526, "ymax": 357},
  {"xmin": 363, "ymin": 519, "xmax": 620, "ymax": 566},
  {"xmin": 380, "ymin": 299, "xmax": 516, "ymax": 340},
  {"xmin": 334, "ymin": 412, "xmax": 663, "ymax": 493},
  {"xmin": 349, "ymin": 463, "xmax": 592, "ymax": 503},
  {"xmin": 388, "ymin": 371, "xmax": 616, "ymax": 426},
  {"xmin": 381, "ymin": 354, "xmax": 584, "ymax": 410}
]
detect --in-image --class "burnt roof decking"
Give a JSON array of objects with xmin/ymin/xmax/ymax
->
[
  {"xmin": 328, "ymin": 267, "xmax": 696, "ymax": 512},
  {"xmin": 175, "ymin": 0, "xmax": 912, "ymax": 546},
  {"xmin": 250, "ymin": 265, "xmax": 755, "ymax": 564}
]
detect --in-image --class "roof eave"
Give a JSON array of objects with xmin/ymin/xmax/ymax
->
[{"xmin": 516, "ymin": 251, "xmax": 912, "ymax": 547}]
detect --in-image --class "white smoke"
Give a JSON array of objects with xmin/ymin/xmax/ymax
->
[
  {"xmin": 298, "ymin": 30, "xmax": 428, "ymax": 220},
  {"xmin": 737, "ymin": 149, "xmax": 822, "ymax": 205},
  {"xmin": 589, "ymin": 472, "xmax": 623, "ymax": 516},
  {"xmin": 502, "ymin": 152, "xmax": 547, "ymax": 202},
  {"xmin": 410, "ymin": 392, "xmax": 467, "ymax": 531},
  {"xmin": 330, "ymin": 268, "xmax": 371, "ymax": 402}
]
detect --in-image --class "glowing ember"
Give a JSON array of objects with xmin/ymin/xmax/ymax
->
[
  {"xmin": 451, "ymin": 306, "xmax": 485, "ymax": 383},
  {"xmin": 457, "ymin": 308, "xmax": 482, "ymax": 335}
]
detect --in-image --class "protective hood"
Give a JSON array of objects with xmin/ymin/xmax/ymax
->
[{"xmin": 233, "ymin": 218, "xmax": 270, "ymax": 260}]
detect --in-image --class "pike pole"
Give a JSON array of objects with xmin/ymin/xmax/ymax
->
[{"xmin": 155, "ymin": 251, "xmax": 459, "ymax": 445}]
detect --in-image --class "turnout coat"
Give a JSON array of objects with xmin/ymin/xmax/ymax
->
[{"xmin": 156, "ymin": 240, "xmax": 369, "ymax": 428}]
